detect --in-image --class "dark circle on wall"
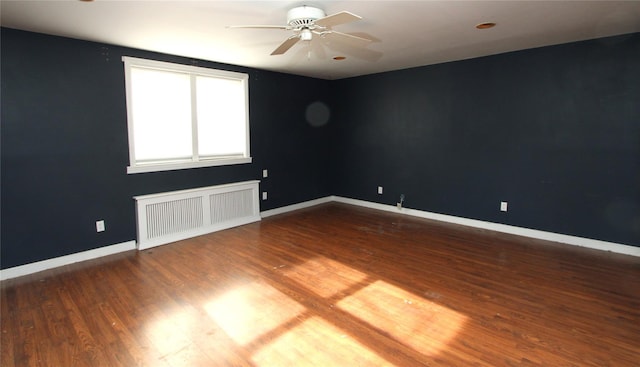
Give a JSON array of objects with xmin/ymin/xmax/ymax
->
[{"xmin": 305, "ymin": 101, "xmax": 331, "ymax": 127}]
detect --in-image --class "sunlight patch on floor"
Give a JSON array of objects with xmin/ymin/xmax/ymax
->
[
  {"xmin": 252, "ymin": 316, "xmax": 395, "ymax": 366},
  {"xmin": 145, "ymin": 308, "xmax": 197, "ymax": 357},
  {"xmin": 337, "ymin": 280, "xmax": 468, "ymax": 356},
  {"xmin": 204, "ymin": 282, "xmax": 305, "ymax": 345},
  {"xmin": 282, "ymin": 256, "xmax": 369, "ymax": 298}
]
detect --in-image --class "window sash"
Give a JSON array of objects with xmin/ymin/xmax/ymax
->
[{"xmin": 123, "ymin": 56, "xmax": 251, "ymax": 174}]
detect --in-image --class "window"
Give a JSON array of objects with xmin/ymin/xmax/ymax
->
[{"xmin": 123, "ymin": 56, "xmax": 251, "ymax": 174}]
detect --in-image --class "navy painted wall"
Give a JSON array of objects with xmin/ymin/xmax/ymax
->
[
  {"xmin": 2, "ymin": 29, "xmax": 639, "ymax": 269},
  {"xmin": 1, "ymin": 28, "xmax": 332, "ymax": 268},
  {"xmin": 329, "ymin": 33, "xmax": 640, "ymax": 247}
]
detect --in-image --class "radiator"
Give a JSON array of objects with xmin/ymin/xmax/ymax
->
[{"xmin": 134, "ymin": 180, "xmax": 261, "ymax": 250}]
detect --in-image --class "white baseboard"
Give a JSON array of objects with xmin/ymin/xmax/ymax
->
[
  {"xmin": 0, "ymin": 240, "xmax": 137, "ymax": 281},
  {"xmin": 263, "ymin": 195, "xmax": 640, "ymax": 257},
  {"xmin": 261, "ymin": 197, "xmax": 333, "ymax": 218},
  {"xmin": 4, "ymin": 197, "xmax": 637, "ymax": 281}
]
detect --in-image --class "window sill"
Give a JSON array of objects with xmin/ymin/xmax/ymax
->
[{"xmin": 127, "ymin": 157, "xmax": 252, "ymax": 174}]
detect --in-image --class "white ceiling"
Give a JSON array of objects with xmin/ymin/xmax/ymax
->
[{"xmin": 2, "ymin": 1, "xmax": 639, "ymax": 80}]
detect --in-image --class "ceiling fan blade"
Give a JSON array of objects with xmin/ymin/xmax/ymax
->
[
  {"xmin": 227, "ymin": 25, "xmax": 289, "ymax": 30},
  {"xmin": 324, "ymin": 31, "xmax": 372, "ymax": 48},
  {"xmin": 310, "ymin": 37, "xmax": 326, "ymax": 60},
  {"xmin": 348, "ymin": 32, "xmax": 381, "ymax": 43},
  {"xmin": 314, "ymin": 11, "xmax": 362, "ymax": 28},
  {"xmin": 271, "ymin": 35, "xmax": 301, "ymax": 55}
]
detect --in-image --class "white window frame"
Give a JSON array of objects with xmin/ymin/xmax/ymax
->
[{"xmin": 123, "ymin": 56, "xmax": 251, "ymax": 174}]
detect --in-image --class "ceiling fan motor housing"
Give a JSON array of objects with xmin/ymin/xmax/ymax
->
[{"xmin": 287, "ymin": 6, "xmax": 326, "ymax": 28}]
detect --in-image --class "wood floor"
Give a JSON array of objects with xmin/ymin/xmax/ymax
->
[{"xmin": 2, "ymin": 203, "xmax": 639, "ymax": 366}]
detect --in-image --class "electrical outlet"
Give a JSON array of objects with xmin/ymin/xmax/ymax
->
[
  {"xmin": 96, "ymin": 220, "xmax": 105, "ymax": 232},
  {"xmin": 378, "ymin": 186, "xmax": 383, "ymax": 195},
  {"xmin": 262, "ymin": 192, "xmax": 268, "ymax": 200},
  {"xmin": 500, "ymin": 201, "xmax": 508, "ymax": 212},
  {"xmin": 262, "ymin": 169, "xmax": 268, "ymax": 178}
]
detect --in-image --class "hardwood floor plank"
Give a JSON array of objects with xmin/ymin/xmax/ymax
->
[
  {"xmin": 1, "ymin": 286, "xmax": 17, "ymax": 366},
  {"xmin": 2, "ymin": 203, "xmax": 639, "ymax": 366},
  {"xmin": 56, "ymin": 285, "xmax": 116, "ymax": 366}
]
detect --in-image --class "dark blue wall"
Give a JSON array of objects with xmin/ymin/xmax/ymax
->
[
  {"xmin": 1, "ymin": 28, "xmax": 332, "ymax": 268},
  {"xmin": 329, "ymin": 33, "xmax": 640, "ymax": 247},
  {"xmin": 2, "ymin": 29, "xmax": 638, "ymax": 269}
]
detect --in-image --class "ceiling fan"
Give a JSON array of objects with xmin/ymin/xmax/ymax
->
[{"xmin": 228, "ymin": 5, "xmax": 374, "ymax": 56}]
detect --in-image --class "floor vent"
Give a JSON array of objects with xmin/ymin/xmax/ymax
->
[{"xmin": 134, "ymin": 180, "xmax": 260, "ymax": 250}]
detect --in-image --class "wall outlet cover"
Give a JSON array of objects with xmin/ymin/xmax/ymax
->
[{"xmin": 96, "ymin": 220, "xmax": 105, "ymax": 232}]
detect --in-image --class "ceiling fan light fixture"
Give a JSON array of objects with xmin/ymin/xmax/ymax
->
[{"xmin": 300, "ymin": 28, "xmax": 313, "ymax": 41}]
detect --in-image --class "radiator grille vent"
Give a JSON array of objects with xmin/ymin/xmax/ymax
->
[
  {"xmin": 210, "ymin": 189, "xmax": 254, "ymax": 225},
  {"xmin": 146, "ymin": 197, "xmax": 203, "ymax": 239},
  {"xmin": 134, "ymin": 181, "xmax": 260, "ymax": 250}
]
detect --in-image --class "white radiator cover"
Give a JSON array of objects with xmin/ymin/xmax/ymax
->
[{"xmin": 134, "ymin": 180, "xmax": 260, "ymax": 250}]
